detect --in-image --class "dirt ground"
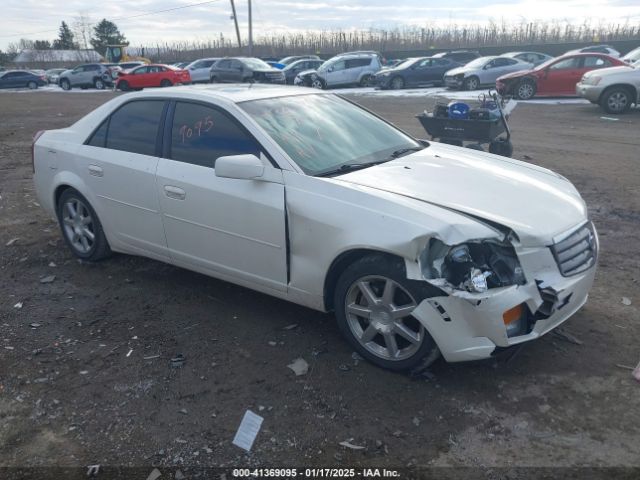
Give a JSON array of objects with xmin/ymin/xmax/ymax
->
[{"xmin": 1, "ymin": 90, "xmax": 639, "ymax": 475}]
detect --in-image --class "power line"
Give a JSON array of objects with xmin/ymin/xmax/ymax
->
[{"xmin": 0, "ymin": 0, "xmax": 224, "ymax": 39}]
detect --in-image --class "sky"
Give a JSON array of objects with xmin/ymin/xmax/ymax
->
[{"xmin": 1, "ymin": 0, "xmax": 639, "ymax": 50}]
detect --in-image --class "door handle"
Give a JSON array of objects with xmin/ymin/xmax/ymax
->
[
  {"xmin": 88, "ymin": 165, "xmax": 103, "ymax": 177},
  {"xmin": 164, "ymin": 185, "xmax": 186, "ymax": 200}
]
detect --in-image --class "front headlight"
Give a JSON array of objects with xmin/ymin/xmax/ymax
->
[{"xmin": 420, "ymin": 239, "xmax": 526, "ymax": 293}]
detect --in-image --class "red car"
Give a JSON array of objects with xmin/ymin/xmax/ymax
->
[
  {"xmin": 496, "ymin": 53, "xmax": 626, "ymax": 100},
  {"xmin": 116, "ymin": 64, "xmax": 191, "ymax": 91}
]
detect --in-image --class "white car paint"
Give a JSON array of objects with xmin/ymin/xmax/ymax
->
[
  {"xmin": 33, "ymin": 84, "xmax": 597, "ymax": 367},
  {"xmin": 185, "ymin": 58, "xmax": 219, "ymax": 83}
]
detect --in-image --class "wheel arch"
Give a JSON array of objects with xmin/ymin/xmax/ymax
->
[
  {"xmin": 323, "ymin": 248, "xmax": 408, "ymax": 312},
  {"xmin": 598, "ymin": 83, "xmax": 638, "ymax": 104}
]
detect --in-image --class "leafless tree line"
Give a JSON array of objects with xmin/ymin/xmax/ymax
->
[{"xmin": 134, "ymin": 21, "xmax": 640, "ymax": 62}]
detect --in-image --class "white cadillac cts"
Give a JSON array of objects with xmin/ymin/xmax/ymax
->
[{"xmin": 33, "ymin": 85, "xmax": 598, "ymax": 370}]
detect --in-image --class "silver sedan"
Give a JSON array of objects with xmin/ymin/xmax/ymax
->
[{"xmin": 444, "ymin": 56, "xmax": 533, "ymax": 90}]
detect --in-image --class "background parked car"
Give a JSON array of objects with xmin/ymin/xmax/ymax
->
[
  {"xmin": 622, "ymin": 46, "xmax": 640, "ymax": 64},
  {"xmin": 209, "ymin": 57, "xmax": 286, "ymax": 84},
  {"xmin": 45, "ymin": 68, "xmax": 67, "ymax": 84},
  {"xmin": 282, "ymin": 58, "xmax": 323, "ymax": 84},
  {"xmin": 497, "ymin": 53, "xmax": 626, "ymax": 100},
  {"xmin": 444, "ymin": 56, "xmax": 533, "ymax": 90},
  {"xmin": 432, "ymin": 50, "xmax": 481, "ymax": 65},
  {"xmin": 278, "ymin": 55, "xmax": 321, "ymax": 66},
  {"xmin": 118, "ymin": 61, "xmax": 146, "ymax": 71},
  {"xmin": 567, "ymin": 45, "xmax": 621, "ymax": 57},
  {"xmin": 185, "ymin": 58, "xmax": 219, "ymax": 83},
  {"xmin": 0, "ymin": 70, "xmax": 47, "ymax": 89},
  {"xmin": 58, "ymin": 64, "xmax": 114, "ymax": 90},
  {"xmin": 173, "ymin": 62, "xmax": 190, "ymax": 69},
  {"xmin": 577, "ymin": 62, "xmax": 640, "ymax": 113},
  {"xmin": 375, "ymin": 56, "xmax": 460, "ymax": 89},
  {"xmin": 502, "ymin": 51, "xmax": 554, "ymax": 67},
  {"xmin": 295, "ymin": 52, "xmax": 382, "ymax": 89},
  {"xmin": 116, "ymin": 64, "xmax": 191, "ymax": 91}
]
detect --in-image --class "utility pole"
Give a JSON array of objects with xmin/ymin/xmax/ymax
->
[
  {"xmin": 248, "ymin": 0, "xmax": 253, "ymax": 56},
  {"xmin": 229, "ymin": 0, "xmax": 242, "ymax": 50}
]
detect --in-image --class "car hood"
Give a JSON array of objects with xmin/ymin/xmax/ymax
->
[
  {"xmin": 497, "ymin": 68, "xmax": 536, "ymax": 81},
  {"xmin": 444, "ymin": 66, "xmax": 469, "ymax": 76},
  {"xmin": 582, "ymin": 65, "xmax": 635, "ymax": 79},
  {"xmin": 334, "ymin": 143, "xmax": 587, "ymax": 247}
]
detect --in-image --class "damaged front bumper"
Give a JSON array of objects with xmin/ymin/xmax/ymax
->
[{"xmin": 411, "ymin": 228, "xmax": 598, "ymax": 362}]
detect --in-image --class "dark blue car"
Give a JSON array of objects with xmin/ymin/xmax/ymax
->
[
  {"xmin": 0, "ymin": 70, "xmax": 47, "ymax": 89},
  {"xmin": 375, "ymin": 57, "xmax": 461, "ymax": 90}
]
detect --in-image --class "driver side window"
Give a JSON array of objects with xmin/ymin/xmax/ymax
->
[
  {"xmin": 549, "ymin": 58, "xmax": 580, "ymax": 70},
  {"xmin": 330, "ymin": 60, "xmax": 346, "ymax": 72}
]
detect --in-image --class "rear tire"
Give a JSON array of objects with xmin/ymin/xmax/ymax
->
[
  {"xmin": 118, "ymin": 80, "xmax": 130, "ymax": 91},
  {"xmin": 489, "ymin": 138, "xmax": 514, "ymax": 157},
  {"xmin": 463, "ymin": 76, "xmax": 480, "ymax": 90},
  {"xmin": 334, "ymin": 254, "xmax": 440, "ymax": 371},
  {"xmin": 160, "ymin": 79, "xmax": 173, "ymax": 87},
  {"xmin": 56, "ymin": 188, "xmax": 111, "ymax": 262},
  {"xmin": 60, "ymin": 79, "xmax": 71, "ymax": 91},
  {"xmin": 359, "ymin": 74, "xmax": 374, "ymax": 87},
  {"xmin": 600, "ymin": 87, "xmax": 633, "ymax": 114},
  {"xmin": 27, "ymin": 81, "xmax": 38, "ymax": 90}
]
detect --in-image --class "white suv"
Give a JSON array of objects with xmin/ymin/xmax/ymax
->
[
  {"xmin": 296, "ymin": 53, "xmax": 382, "ymax": 89},
  {"xmin": 577, "ymin": 62, "xmax": 640, "ymax": 113}
]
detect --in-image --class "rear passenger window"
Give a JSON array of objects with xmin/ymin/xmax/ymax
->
[
  {"xmin": 106, "ymin": 100, "xmax": 165, "ymax": 156},
  {"xmin": 87, "ymin": 119, "xmax": 108, "ymax": 147},
  {"xmin": 170, "ymin": 102, "xmax": 261, "ymax": 168}
]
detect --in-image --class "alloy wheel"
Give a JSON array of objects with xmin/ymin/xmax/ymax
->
[
  {"xmin": 391, "ymin": 77, "xmax": 404, "ymax": 89},
  {"xmin": 345, "ymin": 275, "xmax": 423, "ymax": 361},
  {"xmin": 61, "ymin": 198, "xmax": 96, "ymax": 254},
  {"xmin": 607, "ymin": 92, "xmax": 628, "ymax": 113},
  {"xmin": 517, "ymin": 82, "xmax": 534, "ymax": 100},
  {"xmin": 311, "ymin": 79, "xmax": 324, "ymax": 89}
]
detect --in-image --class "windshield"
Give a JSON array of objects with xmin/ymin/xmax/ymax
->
[
  {"xmin": 465, "ymin": 57, "xmax": 493, "ymax": 69},
  {"xmin": 393, "ymin": 58, "xmax": 420, "ymax": 69},
  {"xmin": 243, "ymin": 58, "xmax": 272, "ymax": 70},
  {"xmin": 240, "ymin": 94, "xmax": 421, "ymax": 176}
]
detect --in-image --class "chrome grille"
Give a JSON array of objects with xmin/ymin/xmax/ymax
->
[{"xmin": 551, "ymin": 222, "xmax": 597, "ymax": 276}]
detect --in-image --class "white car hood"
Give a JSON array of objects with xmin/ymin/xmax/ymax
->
[{"xmin": 335, "ymin": 143, "xmax": 587, "ymax": 247}]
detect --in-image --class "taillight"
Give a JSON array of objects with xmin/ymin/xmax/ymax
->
[{"xmin": 32, "ymin": 130, "xmax": 45, "ymax": 173}]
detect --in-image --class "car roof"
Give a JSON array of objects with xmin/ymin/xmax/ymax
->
[{"xmin": 125, "ymin": 83, "xmax": 327, "ymax": 103}]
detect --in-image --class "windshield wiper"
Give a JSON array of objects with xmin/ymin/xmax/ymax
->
[
  {"xmin": 315, "ymin": 146, "xmax": 425, "ymax": 178},
  {"xmin": 385, "ymin": 146, "xmax": 424, "ymax": 160},
  {"xmin": 315, "ymin": 160, "xmax": 389, "ymax": 177}
]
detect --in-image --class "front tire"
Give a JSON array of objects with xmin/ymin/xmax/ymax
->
[
  {"xmin": 60, "ymin": 79, "xmax": 71, "ymax": 91},
  {"xmin": 160, "ymin": 79, "xmax": 173, "ymax": 87},
  {"xmin": 600, "ymin": 87, "xmax": 633, "ymax": 114},
  {"xmin": 390, "ymin": 76, "xmax": 405, "ymax": 90},
  {"xmin": 334, "ymin": 254, "xmax": 440, "ymax": 371},
  {"xmin": 56, "ymin": 189, "xmax": 111, "ymax": 262},
  {"xmin": 118, "ymin": 80, "xmax": 130, "ymax": 91},
  {"xmin": 463, "ymin": 76, "xmax": 479, "ymax": 91},
  {"xmin": 311, "ymin": 77, "xmax": 325, "ymax": 89},
  {"xmin": 515, "ymin": 79, "xmax": 536, "ymax": 100}
]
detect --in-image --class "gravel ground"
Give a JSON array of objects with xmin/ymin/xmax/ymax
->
[{"xmin": 1, "ymin": 89, "xmax": 639, "ymax": 475}]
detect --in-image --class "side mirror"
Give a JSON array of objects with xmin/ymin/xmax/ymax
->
[{"xmin": 215, "ymin": 154, "xmax": 264, "ymax": 180}]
